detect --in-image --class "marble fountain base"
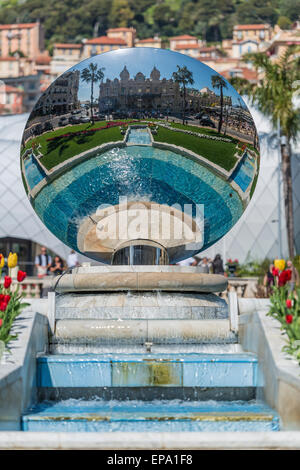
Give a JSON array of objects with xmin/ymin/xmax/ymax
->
[{"xmin": 50, "ymin": 265, "xmax": 236, "ymax": 353}]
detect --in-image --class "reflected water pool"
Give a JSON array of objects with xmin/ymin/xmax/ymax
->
[
  {"xmin": 24, "ymin": 153, "xmax": 46, "ymax": 189},
  {"xmin": 33, "ymin": 145, "xmax": 243, "ymax": 256},
  {"xmin": 127, "ymin": 127, "xmax": 151, "ymax": 144},
  {"xmin": 232, "ymin": 152, "xmax": 255, "ymax": 192}
]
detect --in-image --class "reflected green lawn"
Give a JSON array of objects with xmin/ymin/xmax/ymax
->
[
  {"xmin": 22, "ymin": 119, "xmax": 238, "ymax": 173},
  {"xmin": 153, "ymin": 126, "xmax": 238, "ymax": 172},
  {"xmin": 22, "ymin": 122, "xmax": 123, "ymax": 170}
]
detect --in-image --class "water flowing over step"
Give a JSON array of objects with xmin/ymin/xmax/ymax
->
[
  {"xmin": 52, "ymin": 319, "xmax": 237, "ymax": 348},
  {"xmin": 52, "ymin": 291, "xmax": 236, "ymax": 350},
  {"xmin": 37, "ymin": 353, "xmax": 258, "ymax": 402},
  {"xmin": 22, "ymin": 400, "xmax": 280, "ymax": 433},
  {"xmin": 21, "ymin": 266, "xmax": 280, "ymax": 434},
  {"xmin": 54, "ymin": 292, "xmax": 228, "ymax": 320}
]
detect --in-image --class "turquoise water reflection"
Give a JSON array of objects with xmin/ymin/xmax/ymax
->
[{"xmin": 33, "ymin": 145, "xmax": 243, "ymax": 258}]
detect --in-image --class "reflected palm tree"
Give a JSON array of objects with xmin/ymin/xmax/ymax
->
[
  {"xmin": 81, "ymin": 63, "xmax": 105, "ymax": 124},
  {"xmin": 172, "ymin": 65, "xmax": 194, "ymax": 125},
  {"xmin": 211, "ymin": 75, "xmax": 227, "ymax": 134}
]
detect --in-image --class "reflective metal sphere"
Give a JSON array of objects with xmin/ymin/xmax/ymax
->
[{"xmin": 21, "ymin": 48, "xmax": 260, "ymax": 264}]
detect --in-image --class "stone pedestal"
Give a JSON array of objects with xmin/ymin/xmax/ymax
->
[{"xmin": 50, "ymin": 266, "xmax": 235, "ymax": 352}]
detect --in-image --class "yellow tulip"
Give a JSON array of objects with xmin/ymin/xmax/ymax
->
[
  {"xmin": 274, "ymin": 259, "xmax": 285, "ymax": 272},
  {"xmin": 7, "ymin": 252, "xmax": 18, "ymax": 269},
  {"xmin": 0, "ymin": 254, "xmax": 4, "ymax": 268}
]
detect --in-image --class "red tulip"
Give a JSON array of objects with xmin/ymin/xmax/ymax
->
[
  {"xmin": 278, "ymin": 270, "xmax": 291, "ymax": 287},
  {"xmin": 0, "ymin": 319, "xmax": 3, "ymax": 327},
  {"xmin": 0, "ymin": 302, "xmax": 7, "ymax": 312},
  {"xmin": 3, "ymin": 295, "xmax": 10, "ymax": 304},
  {"xmin": 286, "ymin": 269, "xmax": 292, "ymax": 281},
  {"xmin": 0, "ymin": 294, "xmax": 4, "ymax": 302},
  {"xmin": 286, "ymin": 299, "xmax": 293, "ymax": 309},
  {"xmin": 286, "ymin": 314, "xmax": 293, "ymax": 324},
  {"xmin": 272, "ymin": 267, "xmax": 279, "ymax": 277},
  {"xmin": 17, "ymin": 270, "xmax": 27, "ymax": 283},
  {"xmin": 3, "ymin": 276, "xmax": 12, "ymax": 289}
]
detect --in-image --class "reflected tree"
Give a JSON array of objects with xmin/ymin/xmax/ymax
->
[
  {"xmin": 81, "ymin": 63, "xmax": 105, "ymax": 124},
  {"xmin": 172, "ymin": 65, "xmax": 194, "ymax": 125},
  {"xmin": 211, "ymin": 74, "xmax": 227, "ymax": 134}
]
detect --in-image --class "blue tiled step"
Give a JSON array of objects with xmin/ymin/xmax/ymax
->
[
  {"xmin": 22, "ymin": 400, "xmax": 279, "ymax": 432},
  {"xmin": 37, "ymin": 353, "xmax": 258, "ymax": 388}
]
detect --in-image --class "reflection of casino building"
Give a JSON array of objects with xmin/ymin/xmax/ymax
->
[
  {"xmin": 33, "ymin": 70, "xmax": 80, "ymax": 116},
  {"xmin": 99, "ymin": 66, "xmax": 227, "ymax": 115},
  {"xmin": 99, "ymin": 66, "xmax": 181, "ymax": 114}
]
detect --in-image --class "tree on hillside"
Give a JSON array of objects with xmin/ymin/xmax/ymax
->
[
  {"xmin": 236, "ymin": 0, "xmax": 279, "ymax": 25},
  {"xmin": 233, "ymin": 47, "xmax": 300, "ymax": 258},
  {"xmin": 172, "ymin": 65, "xmax": 194, "ymax": 125},
  {"xmin": 109, "ymin": 0, "xmax": 134, "ymax": 27},
  {"xmin": 81, "ymin": 63, "xmax": 105, "ymax": 124},
  {"xmin": 211, "ymin": 74, "xmax": 227, "ymax": 134}
]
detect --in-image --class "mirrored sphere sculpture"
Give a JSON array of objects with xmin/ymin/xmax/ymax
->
[{"xmin": 21, "ymin": 48, "xmax": 260, "ymax": 264}]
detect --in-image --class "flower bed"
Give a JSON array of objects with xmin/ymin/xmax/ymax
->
[
  {"xmin": 0, "ymin": 253, "xmax": 29, "ymax": 348},
  {"xmin": 268, "ymin": 286, "xmax": 300, "ymax": 364},
  {"xmin": 158, "ymin": 122, "xmax": 233, "ymax": 143},
  {"xmin": 267, "ymin": 262, "xmax": 300, "ymax": 365},
  {"xmin": 45, "ymin": 120, "xmax": 138, "ymax": 142}
]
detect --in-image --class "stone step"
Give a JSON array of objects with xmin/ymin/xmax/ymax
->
[
  {"xmin": 52, "ymin": 319, "xmax": 237, "ymax": 345},
  {"xmin": 22, "ymin": 400, "xmax": 279, "ymax": 432},
  {"xmin": 37, "ymin": 353, "xmax": 257, "ymax": 389},
  {"xmin": 54, "ymin": 292, "xmax": 228, "ymax": 320}
]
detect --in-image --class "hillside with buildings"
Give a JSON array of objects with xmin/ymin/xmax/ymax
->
[{"xmin": 0, "ymin": 0, "xmax": 299, "ymax": 114}]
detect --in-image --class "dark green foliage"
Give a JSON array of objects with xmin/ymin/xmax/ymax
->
[{"xmin": 0, "ymin": 0, "xmax": 292, "ymax": 46}]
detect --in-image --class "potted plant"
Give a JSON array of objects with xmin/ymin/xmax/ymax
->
[{"xmin": 226, "ymin": 258, "xmax": 239, "ymax": 277}]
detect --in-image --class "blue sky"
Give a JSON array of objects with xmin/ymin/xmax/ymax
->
[{"xmin": 69, "ymin": 48, "xmax": 247, "ymax": 108}]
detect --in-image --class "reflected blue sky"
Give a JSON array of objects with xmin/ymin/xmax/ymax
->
[{"xmin": 69, "ymin": 48, "xmax": 247, "ymax": 108}]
